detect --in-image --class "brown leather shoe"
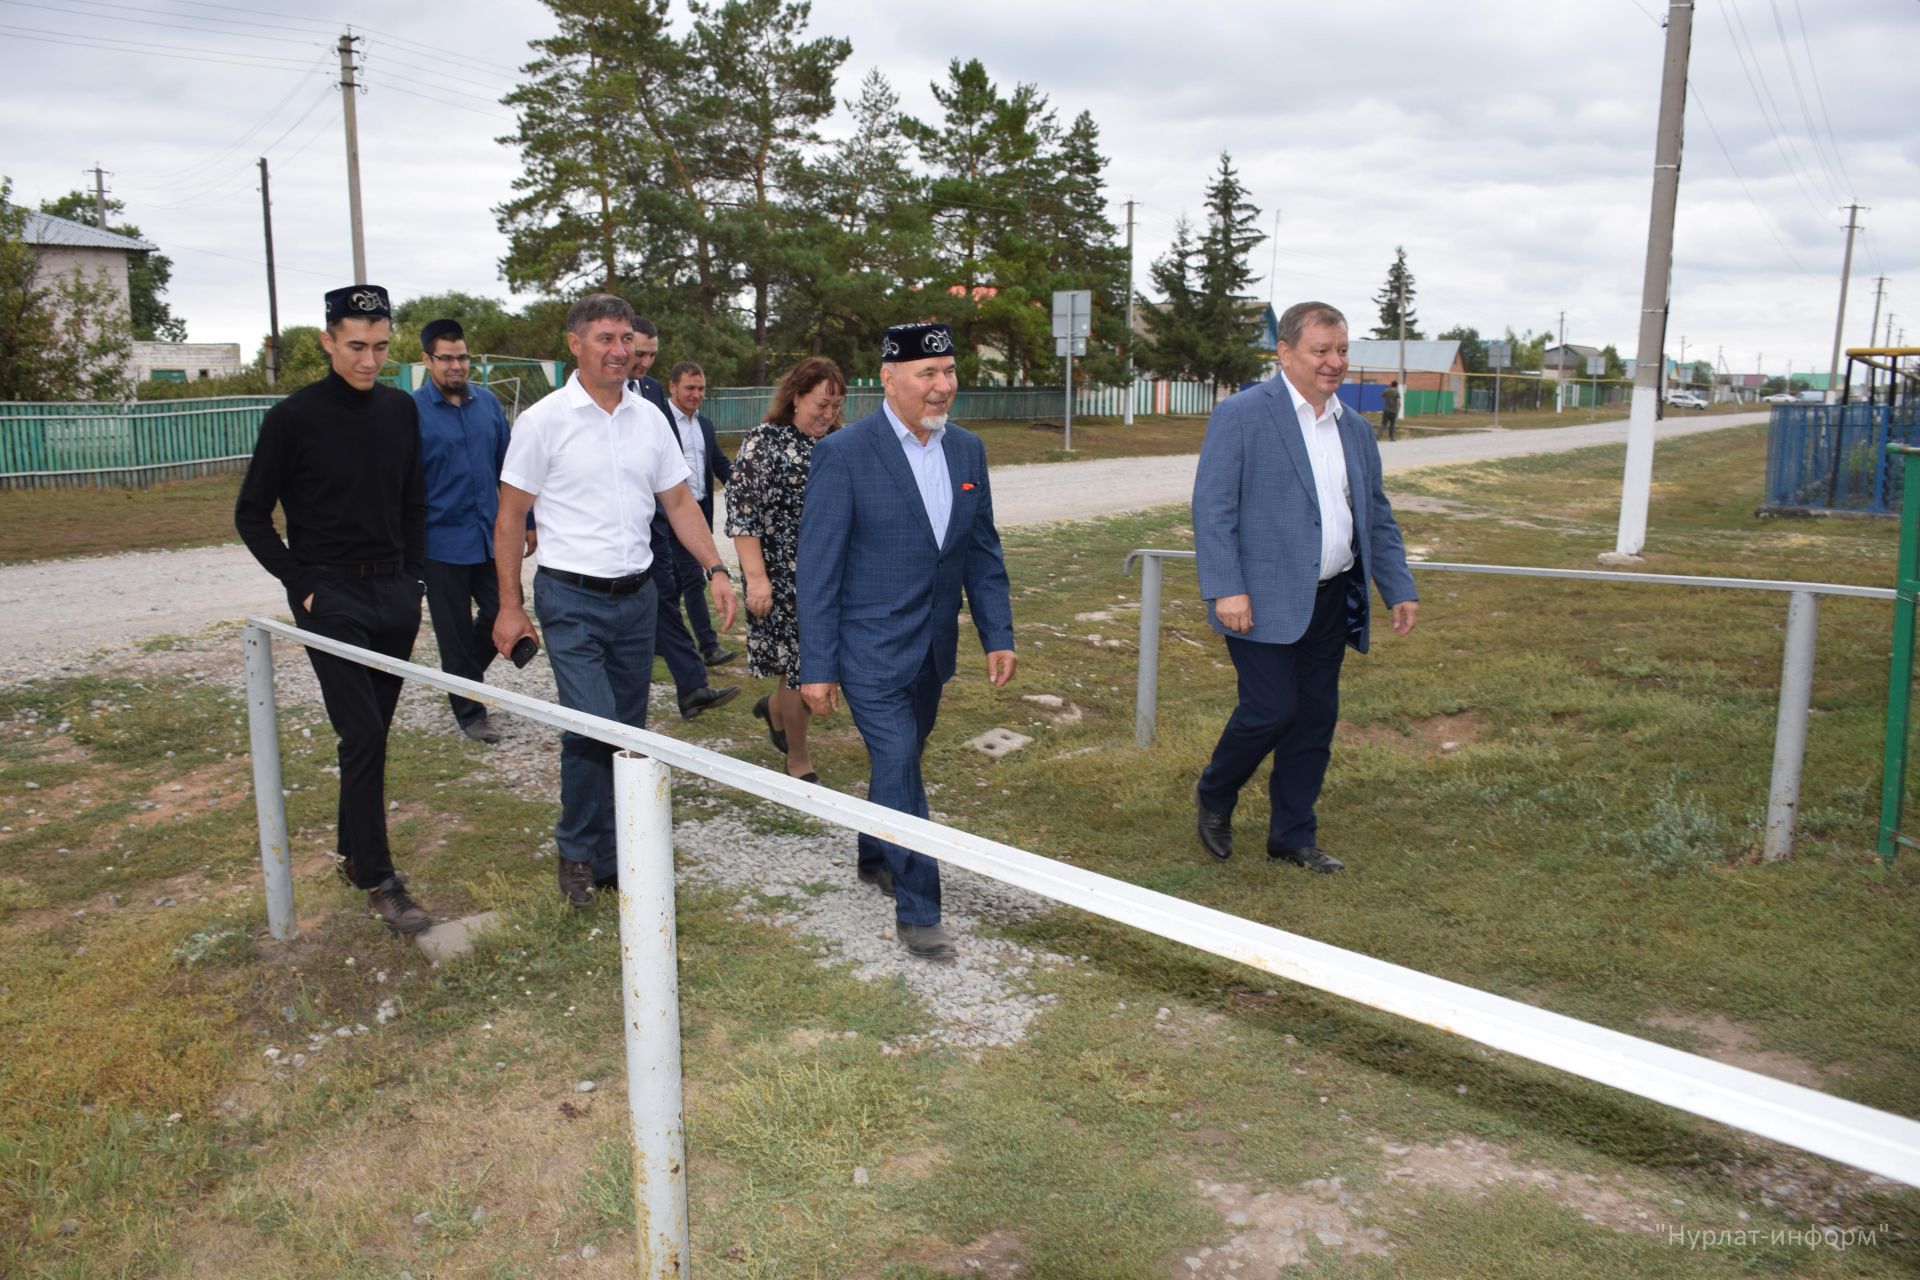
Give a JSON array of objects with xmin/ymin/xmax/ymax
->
[{"xmin": 368, "ymin": 875, "xmax": 432, "ymax": 934}]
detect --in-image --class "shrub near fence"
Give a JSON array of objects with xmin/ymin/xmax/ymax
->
[
  {"xmin": 1765, "ymin": 402, "xmax": 1920, "ymax": 514},
  {"xmin": 0, "ymin": 396, "xmax": 281, "ymax": 490}
]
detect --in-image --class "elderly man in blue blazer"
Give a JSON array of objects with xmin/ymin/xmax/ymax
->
[
  {"xmin": 1191, "ymin": 300, "xmax": 1418, "ymax": 872},
  {"xmin": 797, "ymin": 322, "xmax": 1017, "ymax": 961}
]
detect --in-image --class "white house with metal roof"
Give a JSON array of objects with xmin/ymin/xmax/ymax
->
[{"xmin": 20, "ymin": 208, "xmax": 156, "ymax": 322}]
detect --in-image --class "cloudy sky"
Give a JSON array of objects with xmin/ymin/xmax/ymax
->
[{"xmin": 3, "ymin": 0, "xmax": 1914, "ymax": 380}]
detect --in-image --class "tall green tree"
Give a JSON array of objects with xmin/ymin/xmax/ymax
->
[
  {"xmin": 495, "ymin": 0, "xmax": 686, "ymax": 295},
  {"xmin": 1139, "ymin": 215, "xmax": 1207, "ymax": 381},
  {"xmin": 1191, "ymin": 151, "xmax": 1267, "ymax": 389},
  {"xmin": 1437, "ymin": 324, "xmax": 1486, "ymax": 372},
  {"xmin": 691, "ymin": 0, "xmax": 848, "ymax": 382},
  {"xmin": 37, "ymin": 191, "xmax": 186, "ymax": 342},
  {"xmin": 774, "ymin": 69, "xmax": 931, "ymax": 375},
  {"xmin": 1372, "ymin": 246, "xmax": 1421, "ymax": 339},
  {"xmin": 0, "ymin": 179, "xmax": 135, "ymax": 401}
]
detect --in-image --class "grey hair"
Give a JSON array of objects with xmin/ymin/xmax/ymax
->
[
  {"xmin": 1276, "ymin": 301, "xmax": 1347, "ymax": 347},
  {"xmin": 566, "ymin": 293, "xmax": 636, "ymax": 334}
]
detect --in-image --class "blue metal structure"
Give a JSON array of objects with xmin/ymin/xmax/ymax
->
[{"xmin": 1764, "ymin": 403, "xmax": 1920, "ymax": 515}]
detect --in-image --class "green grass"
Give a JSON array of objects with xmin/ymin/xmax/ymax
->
[
  {"xmin": 3, "ymin": 419, "xmax": 1917, "ymax": 1276},
  {"xmin": 0, "ymin": 473, "xmax": 248, "ymax": 565}
]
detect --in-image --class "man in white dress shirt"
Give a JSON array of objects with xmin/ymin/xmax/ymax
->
[
  {"xmin": 1189, "ymin": 301, "xmax": 1419, "ymax": 873},
  {"xmin": 491, "ymin": 294, "xmax": 738, "ymax": 905}
]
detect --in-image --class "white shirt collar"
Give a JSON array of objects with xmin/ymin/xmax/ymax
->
[
  {"xmin": 1280, "ymin": 372, "xmax": 1342, "ymax": 424},
  {"xmin": 563, "ymin": 369, "xmax": 641, "ymax": 416},
  {"xmin": 883, "ymin": 398, "xmax": 946, "ymax": 448}
]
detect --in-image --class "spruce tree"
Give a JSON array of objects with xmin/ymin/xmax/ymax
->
[{"xmin": 1372, "ymin": 246, "xmax": 1421, "ymax": 339}]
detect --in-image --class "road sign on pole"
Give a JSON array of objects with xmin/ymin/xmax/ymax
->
[
  {"xmin": 1052, "ymin": 290, "xmax": 1092, "ymax": 451},
  {"xmin": 1488, "ymin": 341, "xmax": 1513, "ymax": 370}
]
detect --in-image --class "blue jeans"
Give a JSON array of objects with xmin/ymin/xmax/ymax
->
[
  {"xmin": 535, "ymin": 569, "xmax": 658, "ymax": 880},
  {"xmin": 841, "ymin": 650, "xmax": 946, "ymax": 926}
]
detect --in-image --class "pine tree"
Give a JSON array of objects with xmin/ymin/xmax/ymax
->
[
  {"xmin": 1193, "ymin": 153, "xmax": 1267, "ymax": 389},
  {"xmin": 1372, "ymin": 246, "xmax": 1421, "ymax": 339},
  {"xmin": 1139, "ymin": 216, "xmax": 1206, "ymax": 380}
]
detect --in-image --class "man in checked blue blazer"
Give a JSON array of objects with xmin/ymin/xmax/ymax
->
[
  {"xmin": 798, "ymin": 322, "xmax": 1017, "ymax": 961},
  {"xmin": 1192, "ymin": 301, "xmax": 1419, "ymax": 872}
]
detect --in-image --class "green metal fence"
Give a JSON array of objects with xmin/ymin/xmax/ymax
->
[
  {"xmin": 703, "ymin": 379, "xmax": 1213, "ymax": 437},
  {"xmin": 0, "ymin": 396, "xmax": 281, "ymax": 489}
]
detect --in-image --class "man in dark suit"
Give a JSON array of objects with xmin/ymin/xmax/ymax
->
[
  {"xmin": 797, "ymin": 322, "xmax": 1016, "ymax": 961},
  {"xmin": 1191, "ymin": 301, "xmax": 1419, "ymax": 873},
  {"xmin": 661, "ymin": 359, "xmax": 736, "ymax": 665},
  {"xmin": 626, "ymin": 318, "xmax": 739, "ymax": 719}
]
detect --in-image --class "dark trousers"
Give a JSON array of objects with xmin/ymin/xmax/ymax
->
[
  {"xmin": 289, "ymin": 577, "xmax": 422, "ymax": 890},
  {"xmin": 536, "ymin": 569, "xmax": 658, "ymax": 880},
  {"xmin": 671, "ymin": 535, "xmax": 720, "ymax": 655},
  {"xmin": 423, "ymin": 558, "xmax": 499, "ymax": 729},
  {"xmin": 1197, "ymin": 574, "xmax": 1351, "ymax": 851},
  {"xmin": 841, "ymin": 650, "xmax": 946, "ymax": 927},
  {"xmin": 649, "ymin": 520, "xmax": 709, "ymax": 704},
  {"xmin": 1381, "ymin": 410, "xmax": 1398, "ymax": 442}
]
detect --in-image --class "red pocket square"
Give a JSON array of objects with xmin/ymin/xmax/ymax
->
[{"xmin": 961, "ymin": 482, "xmax": 976, "ymax": 491}]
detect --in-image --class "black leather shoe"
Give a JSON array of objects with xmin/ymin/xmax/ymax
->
[
  {"xmin": 752, "ymin": 693, "xmax": 788, "ymax": 753},
  {"xmin": 1195, "ymin": 784, "xmax": 1233, "ymax": 861},
  {"xmin": 460, "ymin": 714, "xmax": 502, "ymax": 744},
  {"xmin": 679, "ymin": 683, "xmax": 741, "ymax": 720},
  {"xmin": 858, "ymin": 865, "xmax": 895, "ymax": 897},
  {"xmin": 1270, "ymin": 844, "xmax": 1346, "ymax": 874},
  {"xmin": 702, "ymin": 645, "xmax": 737, "ymax": 667},
  {"xmin": 896, "ymin": 921, "xmax": 956, "ymax": 961}
]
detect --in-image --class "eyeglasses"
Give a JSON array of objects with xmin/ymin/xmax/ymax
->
[{"xmin": 428, "ymin": 353, "xmax": 471, "ymax": 365}]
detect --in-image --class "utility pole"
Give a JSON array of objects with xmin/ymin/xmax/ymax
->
[
  {"xmin": 1396, "ymin": 276, "xmax": 1407, "ymax": 420},
  {"xmin": 1556, "ymin": 309, "xmax": 1566, "ymax": 413},
  {"xmin": 1869, "ymin": 275, "xmax": 1887, "ymax": 351},
  {"xmin": 1608, "ymin": 0, "xmax": 1692, "ymax": 563},
  {"xmin": 260, "ymin": 157, "xmax": 281, "ymax": 387},
  {"xmin": 1825, "ymin": 204, "xmax": 1863, "ymax": 404},
  {"xmin": 1123, "ymin": 198, "xmax": 1136, "ymax": 425},
  {"xmin": 89, "ymin": 164, "xmax": 110, "ymax": 227},
  {"xmin": 338, "ymin": 31, "xmax": 367, "ymax": 282},
  {"xmin": 1889, "ymin": 312, "xmax": 1898, "ymax": 347}
]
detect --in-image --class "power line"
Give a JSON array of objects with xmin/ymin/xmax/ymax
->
[
  {"xmin": 360, "ymin": 40, "xmax": 517, "ymax": 96},
  {"xmin": 1686, "ymin": 84, "xmax": 1819, "ymax": 277},
  {"xmin": 1762, "ymin": 0, "xmax": 1849, "ymax": 202},
  {"xmin": 369, "ymin": 78, "xmax": 516, "ymax": 122},
  {"xmin": 1715, "ymin": 0, "xmax": 1839, "ymax": 216},
  {"xmin": 140, "ymin": 87, "xmax": 338, "ymax": 211},
  {"xmin": 120, "ymin": 72, "xmax": 331, "ymax": 193},
  {"xmin": 0, "ymin": 0, "xmax": 324, "ymax": 49},
  {"xmin": 0, "ymin": 22, "xmax": 326, "ymax": 71},
  {"xmin": 363, "ymin": 63, "xmax": 509, "ymax": 108},
  {"xmin": 1791, "ymin": 0, "xmax": 1858, "ymax": 201}
]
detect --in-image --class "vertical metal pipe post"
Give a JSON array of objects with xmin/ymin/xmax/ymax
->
[
  {"xmin": 244, "ymin": 624, "xmax": 295, "ymax": 939},
  {"xmin": 1135, "ymin": 553, "xmax": 1164, "ymax": 748},
  {"xmin": 614, "ymin": 750, "xmax": 689, "ymax": 1275},
  {"xmin": 1879, "ymin": 445, "xmax": 1920, "ymax": 864},
  {"xmin": 1763, "ymin": 591, "xmax": 1818, "ymax": 862}
]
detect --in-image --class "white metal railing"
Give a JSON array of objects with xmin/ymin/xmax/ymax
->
[
  {"xmin": 242, "ymin": 616, "xmax": 1920, "ymax": 1274},
  {"xmin": 1124, "ymin": 550, "xmax": 1897, "ymax": 864}
]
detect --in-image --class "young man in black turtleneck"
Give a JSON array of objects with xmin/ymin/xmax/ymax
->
[{"xmin": 235, "ymin": 284, "xmax": 434, "ymax": 935}]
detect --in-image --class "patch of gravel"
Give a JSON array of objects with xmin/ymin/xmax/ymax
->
[
  {"xmin": 48, "ymin": 616, "xmax": 1071, "ymax": 1053},
  {"xmin": 670, "ymin": 810, "xmax": 1066, "ymax": 1051}
]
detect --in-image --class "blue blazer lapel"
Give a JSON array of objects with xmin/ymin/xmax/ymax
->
[
  {"xmin": 938, "ymin": 429, "xmax": 972, "ymax": 554},
  {"xmin": 1265, "ymin": 378, "xmax": 1319, "ymax": 515},
  {"xmin": 865, "ymin": 417, "xmax": 940, "ymax": 547}
]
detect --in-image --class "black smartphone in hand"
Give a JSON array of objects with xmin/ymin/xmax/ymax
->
[{"xmin": 510, "ymin": 636, "xmax": 539, "ymax": 668}]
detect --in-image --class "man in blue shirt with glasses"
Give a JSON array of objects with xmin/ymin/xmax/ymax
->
[{"xmin": 413, "ymin": 318, "xmax": 527, "ymax": 743}]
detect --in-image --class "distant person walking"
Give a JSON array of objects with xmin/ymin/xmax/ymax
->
[
  {"xmin": 412, "ymin": 317, "xmax": 525, "ymax": 744},
  {"xmin": 662, "ymin": 360, "xmax": 736, "ymax": 668},
  {"xmin": 625, "ymin": 318, "xmax": 739, "ymax": 720},
  {"xmin": 727, "ymin": 357, "xmax": 847, "ymax": 782},
  {"xmin": 1380, "ymin": 380, "xmax": 1400, "ymax": 441},
  {"xmin": 797, "ymin": 324, "xmax": 1016, "ymax": 961},
  {"xmin": 1191, "ymin": 301, "xmax": 1418, "ymax": 874},
  {"xmin": 234, "ymin": 284, "xmax": 433, "ymax": 935}
]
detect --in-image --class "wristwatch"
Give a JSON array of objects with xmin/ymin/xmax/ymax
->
[{"xmin": 704, "ymin": 564, "xmax": 732, "ymax": 582}]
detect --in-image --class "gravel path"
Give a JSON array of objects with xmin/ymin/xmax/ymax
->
[{"xmin": 3, "ymin": 409, "xmax": 1765, "ymax": 1045}]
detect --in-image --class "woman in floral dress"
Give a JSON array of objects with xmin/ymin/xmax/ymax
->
[{"xmin": 726, "ymin": 357, "xmax": 847, "ymax": 781}]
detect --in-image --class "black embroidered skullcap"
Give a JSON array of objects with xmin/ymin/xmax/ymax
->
[
  {"xmin": 419, "ymin": 318, "xmax": 464, "ymax": 350},
  {"xmin": 325, "ymin": 284, "xmax": 391, "ymax": 325},
  {"xmin": 880, "ymin": 322, "xmax": 955, "ymax": 363}
]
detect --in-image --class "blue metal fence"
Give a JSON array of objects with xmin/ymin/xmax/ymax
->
[{"xmin": 1764, "ymin": 403, "xmax": 1920, "ymax": 514}]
